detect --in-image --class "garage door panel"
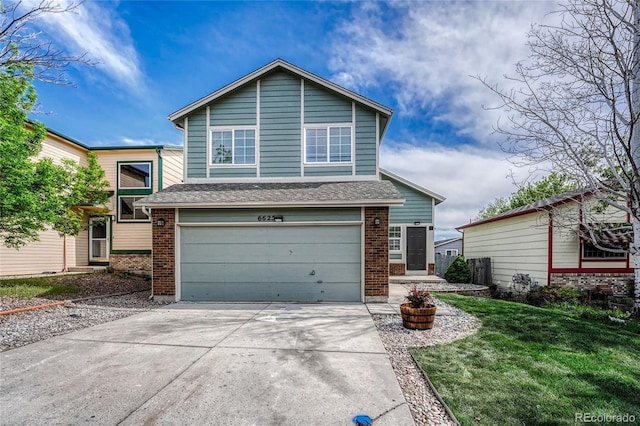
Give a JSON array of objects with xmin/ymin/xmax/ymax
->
[
  {"xmin": 181, "ymin": 242, "xmax": 361, "ymax": 264},
  {"xmin": 180, "ymin": 225, "xmax": 361, "ymax": 302},
  {"xmin": 181, "ymin": 262, "xmax": 360, "ymax": 284},
  {"xmin": 181, "ymin": 281, "xmax": 361, "ymax": 302},
  {"xmin": 183, "ymin": 226, "xmax": 359, "ymax": 245}
]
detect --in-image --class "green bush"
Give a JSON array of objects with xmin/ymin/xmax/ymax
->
[
  {"xmin": 526, "ymin": 286, "xmax": 586, "ymax": 306},
  {"xmin": 444, "ymin": 256, "xmax": 472, "ymax": 283}
]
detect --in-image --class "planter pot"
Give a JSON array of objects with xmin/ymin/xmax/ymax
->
[{"xmin": 400, "ymin": 303, "xmax": 437, "ymax": 330}]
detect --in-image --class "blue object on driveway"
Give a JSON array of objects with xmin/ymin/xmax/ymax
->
[{"xmin": 352, "ymin": 414, "xmax": 372, "ymax": 425}]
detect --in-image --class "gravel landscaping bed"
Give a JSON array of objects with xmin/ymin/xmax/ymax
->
[
  {"xmin": 373, "ymin": 300, "xmax": 481, "ymax": 426},
  {"xmin": 0, "ymin": 291, "xmax": 166, "ymax": 352}
]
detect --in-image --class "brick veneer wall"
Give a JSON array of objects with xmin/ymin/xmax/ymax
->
[
  {"xmin": 389, "ymin": 263, "xmax": 406, "ymax": 276},
  {"xmin": 365, "ymin": 207, "xmax": 389, "ymax": 302},
  {"xmin": 109, "ymin": 253, "xmax": 151, "ymax": 274},
  {"xmin": 152, "ymin": 209, "xmax": 176, "ymax": 300},
  {"xmin": 550, "ymin": 272, "xmax": 633, "ymax": 295}
]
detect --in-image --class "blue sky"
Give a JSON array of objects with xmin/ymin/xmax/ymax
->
[{"xmin": 24, "ymin": 0, "xmax": 558, "ymax": 239}]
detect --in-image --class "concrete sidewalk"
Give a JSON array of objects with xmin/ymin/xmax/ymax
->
[
  {"xmin": 0, "ymin": 303, "xmax": 414, "ymax": 425},
  {"xmin": 367, "ymin": 283, "xmax": 455, "ymax": 316}
]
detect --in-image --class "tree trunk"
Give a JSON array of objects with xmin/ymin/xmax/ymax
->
[{"xmin": 632, "ymin": 3, "xmax": 640, "ymax": 317}]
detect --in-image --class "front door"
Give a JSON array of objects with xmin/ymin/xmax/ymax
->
[
  {"xmin": 407, "ymin": 227, "xmax": 427, "ymax": 271},
  {"xmin": 89, "ymin": 219, "xmax": 109, "ymax": 262}
]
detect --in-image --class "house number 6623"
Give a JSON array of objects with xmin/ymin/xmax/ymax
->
[{"xmin": 257, "ymin": 215, "xmax": 275, "ymax": 222}]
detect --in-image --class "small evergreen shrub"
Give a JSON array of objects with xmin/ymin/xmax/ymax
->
[{"xmin": 444, "ymin": 256, "xmax": 472, "ymax": 283}]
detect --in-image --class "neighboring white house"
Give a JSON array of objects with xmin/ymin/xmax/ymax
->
[{"xmin": 457, "ymin": 190, "xmax": 633, "ymax": 294}]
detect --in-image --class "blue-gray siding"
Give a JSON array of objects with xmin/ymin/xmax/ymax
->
[
  {"xmin": 186, "ymin": 108, "xmax": 207, "ymax": 178},
  {"xmin": 382, "ymin": 175, "xmax": 434, "ymax": 223},
  {"xmin": 260, "ymin": 71, "xmax": 301, "ymax": 177},
  {"xmin": 180, "ymin": 225, "xmax": 361, "ymax": 302},
  {"xmin": 209, "ymin": 83, "xmax": 257, "ymax": 127},
  {"xmin": 179, "ymin": 207, "xmax": 361, "ymax": 223},
  {"xmin": 182, "ymin": 70, "xmax": 383, "ymax": 179},
  {"xmin": 355, "ymin": 108, "xmax": 377, "ymax": 175},
  {"xmin": 304, "ymin": 82, "xmax": 352, "ymax": 124}
]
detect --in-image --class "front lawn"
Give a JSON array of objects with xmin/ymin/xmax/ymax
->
[
  {"xmin": 412, "ymin": 294, "xmax": 640, "ymax": 426},
  {"xmin": 0, "ymin": 277, "xmax": 81, "ymax": 299}
]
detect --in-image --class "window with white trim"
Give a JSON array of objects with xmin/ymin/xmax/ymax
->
[
  {"xmin": 305, "ymin": 126, "xmax": 352, "ymax": 163},
  {"xmin": 389, "ymin": 226, "xmax": 401, "ymax": 252},
  {"xmin": 211, "ymin": 129, "xmax": 256, "ymax": 165},
  {"xmin": 445, "ymin": 249, "xmax": 458, "ymax": 256}
]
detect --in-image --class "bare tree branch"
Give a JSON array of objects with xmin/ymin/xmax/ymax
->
[{"xmin": 0, "ymin": 0, "xmax": 94, "ymax": 86}]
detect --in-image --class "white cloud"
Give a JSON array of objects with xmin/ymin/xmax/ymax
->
[
  {"xmin": 380, "ymin": 143, "xmax": 532, "ymax": 240},
  {"xmin": 330, "ymin": 1, "xmax": 557, "ymax": 144},
  {"xmin": 23, "ymin": 0, "xmax": 143, "ymax": 90}
]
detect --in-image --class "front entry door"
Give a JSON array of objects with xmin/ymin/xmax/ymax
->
[
  {"xmin": 407, "ymin": 227, "xmax": 427, "ymax": 270},
  {"xmin": 89, "ymin": 218, "xmax": 109, "ymax": 262}
]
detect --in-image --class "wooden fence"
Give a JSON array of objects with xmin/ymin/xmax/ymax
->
[
  {"xmin": 467, "ymin": 257, "xmax": 492, "ymax": 285},
  {"xmin": 435, "ymin": 253, "xmax": 457, "ymax": 277}
]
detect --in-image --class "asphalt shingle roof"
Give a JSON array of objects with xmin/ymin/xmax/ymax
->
[{"xmin": 135, "ymin": 180, "xmax": 404, "ymax": 207}]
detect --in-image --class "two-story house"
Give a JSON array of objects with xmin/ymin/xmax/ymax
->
[
  {"xmin": 137, "ymin": 59, "xmax": 444, "ymax": 303},
  {"xmin": 0, "ymin": 127, "xmax": 183, "ymax": 276}
]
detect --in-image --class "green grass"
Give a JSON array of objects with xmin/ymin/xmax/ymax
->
[
  {"xmin": 0, "ymin": 277, "xmax": 81, "ymax": 299},
  {"xmin": 411, "ymin": 294, "xmax": 640, "ymax": 426}
]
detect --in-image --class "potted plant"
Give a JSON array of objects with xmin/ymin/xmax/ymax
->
[{"xmin": 400, "ymin": 283, "xmax": 437, "ymax": 330}]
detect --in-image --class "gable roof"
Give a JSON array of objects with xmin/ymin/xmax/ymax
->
[
  {"xmin": 457, "ymin": 188, "xmax": 591, "ymax": 230},
  {"xmin": 168, "ymin": 59, "xmax": 394, "ymax": 128},
  {"xmin": 380, "ymin": 168, "xmax": 446, "ymax": 204},
  {"xmin": 434, "ymin": 237, "xmax": 462, "ymax": 248},
  {"xmin": 135, "ymin": 180, "xmax": 404, "ymax": 208}
]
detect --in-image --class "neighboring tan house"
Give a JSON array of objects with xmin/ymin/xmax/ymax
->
[
  {"xmin": 457, "ymin": 190, "xmax": 633, "ymax": 294},
  {"xmin": 434, "ymin": 237, "xmax": 463, "ymax": 256},
  {"xmin": 137, "ymin": 59, "xmax": 444, "ymax": 303},
  {"xmin": 0, "ymin": 127, "xmax": 183, "ymax": 276}
]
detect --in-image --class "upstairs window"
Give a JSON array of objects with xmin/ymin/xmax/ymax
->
[
  {"xmin": 389, "ymin": 226, "xmax": 401, "ymax": 252},
  {"xmin": 211, "ymin": 129, "xmax": 256, "ymax": 165},
  {"xmin": 305, "ymin": 126, "xmax": 352, "ymax": 163},
  {"xmin": 445, "ymin": 249, "xmax": 459, "ymax": 256},
  {"xmin": 118, "ymin": 162, "xmax": 151, "ymax": 189}
]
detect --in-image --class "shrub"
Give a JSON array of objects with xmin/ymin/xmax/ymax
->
[
  {"xmin": 526, "ymin": 286, "xmax": 586, "ymax": 306},
  {"xmin": 444, "ymin": 256, "xmax": 472, "ymax": 283},
  {"xmin": 405, "ymin": 283, "xmax": 435, "ymax": 308}
]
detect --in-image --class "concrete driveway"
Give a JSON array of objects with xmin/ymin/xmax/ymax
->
[{"xmin": 0, "ymin": 303, "xmax": 414, "ymax": 425}]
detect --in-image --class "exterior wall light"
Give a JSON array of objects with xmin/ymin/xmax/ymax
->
[
  {"xmin": 414, "ymin": 221, "xmax": 421, "ymax": 226},
  {"xmin": 156, "ymin": 219, "xmax": 165, "ymax": 227},
  {"xmin": 373, "ymin": 217, "xmax": 381, "ymax": 226}
]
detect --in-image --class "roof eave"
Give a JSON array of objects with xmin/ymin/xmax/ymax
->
[
  {"xmin": 380, "ymin": 168, "xmax": 446, "ymax": 203},
  {"xmin": 135, "ymin": 199, "xmax": 405, "ymax": 209}
]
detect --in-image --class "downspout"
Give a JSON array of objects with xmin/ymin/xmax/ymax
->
[{"xmin": 156, "ymin": 147, "xmax": 163, "ymax": 191}]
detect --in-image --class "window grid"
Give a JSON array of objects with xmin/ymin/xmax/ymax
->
[
  {"xmin": 389, "ymin": 226, "xmax": 401, "ymax": 252},
  {"xmin": 305, "ymin": 126, "xmax": 351, "ymax": 163},
  {"xmin": 211, "ymin": 129, "xmax": 256, "ymax": 165},
  {"xmin": 582, "ymin": 243, "xmax": 626, "ymax": 259}
]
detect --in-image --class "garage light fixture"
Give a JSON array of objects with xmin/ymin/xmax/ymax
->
[
  {"xmin": 373, "ymin": 217, "xmax": 380, "ymax": 226},
  {"xmin": 156, "ymin": 219, "xmax": 165, "ymax": 227},
  {"xmin": 414, "ymin": 221, "xmax": 421, "ymax": 226}
]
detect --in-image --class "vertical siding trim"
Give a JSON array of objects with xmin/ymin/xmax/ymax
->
[
  {"xmin": 205, "ymin": 106, "xmax": 211, "ymax": 179},
  {"xmin": 361, "ymin": 207, "xmax": 365, "ymax": 302},
  {"xmin": 352, "ymin": 102, "xmax": 356, "ymax": 176},
  {"xmin": 183, "ymin": 117, "xmax": 188, "ymax": 182},
  {"xmin": 256, "ymin": 80, "xmax": 261, "ymax": 178},
  {"xmin": 375, "ymin": 113, "xmax": 380, "ymax": 177},
  {"xmin": 175, "ymin": 209, "xmax": 181, "ymax": 301},
  {"xmin": 300, "ymin": 79, "xmax": 305, "ymax": 177}
]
